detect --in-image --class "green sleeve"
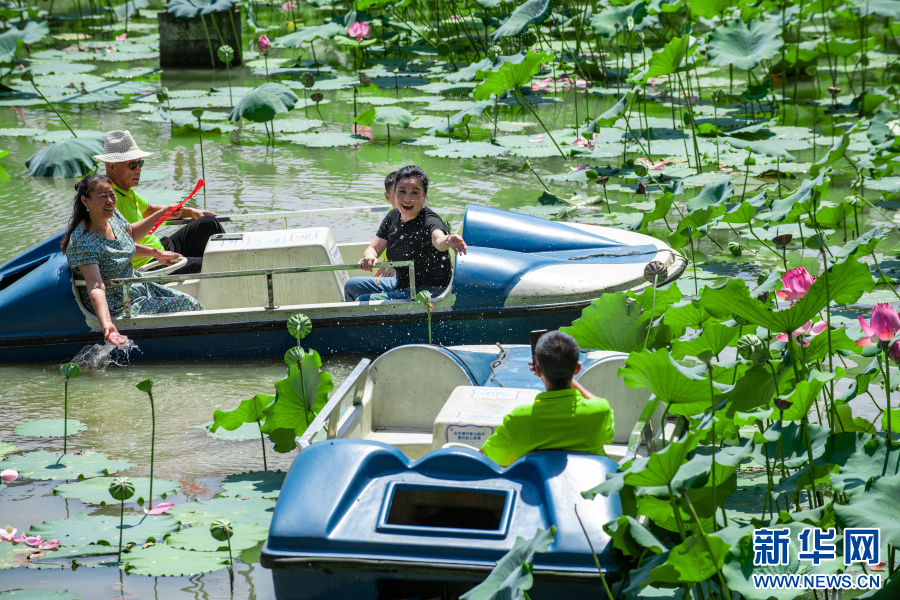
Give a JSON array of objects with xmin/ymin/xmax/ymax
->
[
  {"xmin": 605, "ymin": 402, "xmax": 615, "ymax": 446},
  {"xmin": 133, "ymin": 189, "xmax": 149, "ymax": 214},
  {"xmin": 481, "ymin": 418, "xmax": 517, "ymax": 467}
]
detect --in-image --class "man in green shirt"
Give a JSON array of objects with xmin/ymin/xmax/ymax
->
[
  {"xmin": 481, "ymin": 331, "xmax": 615, "ymax": 467},
  {"xmin": 96, "ymin": 130, "xmax": 224, "ymax": 273}
]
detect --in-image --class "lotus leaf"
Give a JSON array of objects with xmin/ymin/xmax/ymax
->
[
  {"xmin": 168, "ymin": 496, "xmax": 276, "ymax": 527},
  {"xmin": 425, "ymin": 141, "xmax": 508, "ymax": 158},
  {"xmin": 490, "ymin": 0, "xmax": 551, "ymax": 40},
  {"xmin": 0, "ymin": 450, "xmax": 133, "ymax": 481},
  {"xmin": 28, "ymin": 512, "xmax": 179, "ymax": 546},
  {"xmin": 429, "ymin": 101, "xmax": 492, "ymax": 134},
  {"xmin": 779, "ymin": 369, "xmax": 841, "ymax": 421},
  {"xmin": 637, "ymin": 36, "xmax": 691, "ymax": 83},
  {"xmin": 603, "ymin": 515, "xmax": 666, "ymax": 557},
  {"xmin": 167, "ymin": 522, "xmax": 268, "ymax": 552},
  {"xmin": 211, "ymin": 394, "xmax": 272, "ymax": 435},
  {"xmin": 707, "ymin": 20, "xmax": 783, "ymax": 70},
  {"xmin": 0, "ymin": 590, "xmax": 82, "ymax": 599},
  {"xmin": 123, "ymin": 543, "xmax": 229, "ymax": 576},
  {"xmin": 688, "ymin": 0, "xmax": 734, "ymax": 18},
  {"xmin": 228, "ymin": 83, "xmax": 298, "ymax": 123},
  {"xmin": 0, "ymin": 442, "xmax": 15, "ymax": 457},
  {"xmin": 164, "ymin": 0, "xmax": 236, "ymax": 18},
  {"xmin": 355, "ymin": 106, "xmax": 414, "ymax": 128},
  {"xmin": 13, "ymin": 419, "xmax": 86, "ymax": 437},
  {"xmin": 670, "ymin": 323, "xmax": 739, "ymax": 360},
  {"xmin": 25, "ymin": 137, "xmax": 104, "ymax": 179},
  {"xmin": 560, "ymin": 292, "xmax": 649, "ymax": 352},
  {"xmin": 444, "ymin": 54, "xmax": 526, "ymax": 84},
  {"xmin": 686, "ymin": 177, "xmax": 735, "ymax": 212},
  {"xmin": 838, "ymin": 226, "xmax": 891, "ymax": 259},
  {"xmin": 473, "ymin": 50, "xmax": 551, "ymax": 101},
  {"xmin": 590, "ymin": 1, "xmax": 650, "ymax": 37},
  {"xmin": 220, "ymin": 470, "xmax": 286, "ymax": 499},
  {"xmin": 53, "ymin": 477, "xmax": 180, "ymax": 506},
  {"xmin": 0, "ymin": 542, "xmax": 35, "ymax": 571},
  {"xmin": 0, "ymin": 20, "xmax": 48, "ymax": 62},
  {"xmin": 749, "ymin": 422, "xmax": 831, "ymax": 470},
  {"xmin": 649, "ymin": 534, "xmax": 730, "ymax": 586},
  {"xmin": 281, "ymin": 132, "xmax": 371, "ymax": 147},
  {"xmin": 275, "ymin": 22, "xmax": 344, "ymax": 47},
  {"xmin": 617, "ymin": 350, "xmax": 729, "ymax": 416},
  {"xmin": 831, "ymin": 436, "xmax": 900, "ymax": 494},
  {"xmin": 195, "ymin": 421, "xmax": 260, "ymax": 440},
  {"xmin": 809, "ymin": 129, "xmax": 851, "ymax": 177},
  {"xmin": 459, "ymin": 528, "xmax": 554, "ymax": 600}
]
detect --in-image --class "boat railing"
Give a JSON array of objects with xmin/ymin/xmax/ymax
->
[
  {"xmin": 299, "ymin": 358, "xmax": 370, "ymax": 449},
  {"xmin": 164, "ymin": 205, "xmax": 392, "ymax": 231},
  {"xmin": 73, "ymin": 260, "xmax": 415, "ymax": 318}
]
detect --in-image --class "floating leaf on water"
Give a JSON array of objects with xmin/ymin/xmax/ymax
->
[
  {"xmin": 167, "ymin": 522, "xmax": 268, "ymax": 552},
  {"xmin": 28, "ymin": 512, "xmax": 179, "ymax": 547},
  {"xmin": 0, "ymin": 590, "xmax": 82, "ymax": 599},
  {"xmin": 424, "ymin": 141, "xmax": 508, "ymax": 158},
  {"xmin": 0, "ymin": 128, "xmax": 45, "ymax": 137},
  {"xmin": 31, "ymin": 130, "xmax": 106, "ymax": 143},
  {"xmin": 280, "ymin": 132, "xmax": 371, "ymax": 147},
  {"xmin": 123, "ymin": 543, "xmax": 229, "ymax": 576},
  {"xmin": 13, "ymin": 419, "xmax": 87, "ymax": 438},
  {"xmin": 0, "ymin": 450, "xmax": 134, "ymax": 481},
  {"xmin": 169, "ymin": 497, "xmax": 276, "ymax": 527},
  {"xmin": 0, "ymin": 442, "xmax": 15, "ymax": 457},
  {"xmin": 0, "ymin": 542, "xmax": 34, "ymax": 571},
  {"xmin": 245, "ymin": 119, "xmax": 322, "ymax": 133},
  {"xmin": 219, "ymin": 470, "xmax": 286, "ymax": 499},
  {"xmin": 53, "ymin": 477, "xmax": 181, "ymax": 507}
]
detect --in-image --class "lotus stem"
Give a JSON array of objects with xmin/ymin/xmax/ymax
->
[
  {"xmin": 426, "ymin": 304, "xmax": 432, "ymax": 344},
  {"xmin": 574, "ymin": 504, "xmax": 615, "ymax": 600},
  {"xmin": 118, "ymin": 498, "xmax": 124, "ymax": 563},
  {"xmin": 884, "ymin": 350, "xmax": 894, "ymax": 444},
  {"xmin": 257, "ymin": 419, "xmax": 267, "ymax": 471},
  {"xmin": 643, "ymin": 273, "xmax": 658, "ymax": 349},
  {"xmin": 683, "ymin": 493, "xmax": 731, "ymax": 598},
  {"xmin": 263, "ymin": 52, "xmax": 269, "ymax": 83},
  {"xmin": 666, "ymin": 483, "xmax": 687, "ymax": 541},
  {"xmin": 199, "ymin": 14, "xmax": 216, "ymax": 68},
  {"xmin": 689, "ymin": 237, "xmax": 698, "ymax": 296},
  {"xmin": 514, "ymin": 90, "xmax": 565, "ymax": 159},
  {"xmin": 28, "ymin": 82, "xmax": 76, "ymax": 137},
  {"xmin": 148, "ymin": 389, "xmax": 156, "ymax": 511},
  {"xmin": 706, "ymin": 361, "xmax": 718, "ymax": 531},
  {"xmin": 227, "ymin": 536, "xmax": 234, "ymax": 592},
  {"xmin": 63, "ymin": 378, "xmax": 68, "ymax": 454},
  {"xmin": 822, "ymin": 251, "xmax": 837, "ymax": 436},
  {"xmin": 225, "ymin": 61, "xmax": 233, "ymax": 107}
]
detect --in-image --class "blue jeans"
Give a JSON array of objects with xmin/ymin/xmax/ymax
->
[{"xmin": 344, "ymin": 276, "xmax": 445, "ymax": 302}]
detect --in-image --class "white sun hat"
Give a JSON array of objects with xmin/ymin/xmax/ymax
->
[{"xmin": 92, "ymin": 130, "xmax": 155, "ymax": 163}]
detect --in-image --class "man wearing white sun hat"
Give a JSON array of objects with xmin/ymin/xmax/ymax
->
[{"xmin": 94, "ymin": 130, "xmax": 225, "ymax": 275}]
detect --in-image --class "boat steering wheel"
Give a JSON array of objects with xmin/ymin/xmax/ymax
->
[{"xmin": 137, "ymin": 256, "xmax": 189, "ymax": 277}]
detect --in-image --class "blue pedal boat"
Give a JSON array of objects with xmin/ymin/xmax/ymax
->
[
  {"xmin": 0, "ymin": 205, "xmax": 684, "ymax": 363},
  {"xmin": 261, "ymin": 344, "xmax": 677, "ymax": 599}
]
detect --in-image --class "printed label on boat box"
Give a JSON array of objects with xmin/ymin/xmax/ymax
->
[
  {"xmin": 446, "ymin": 424, "xmax": 494, "ymax": 445},
  {"xmin": 471, "ymin": 388, "xmax": 520, "ymax": 400},
  {"xmin": 328, "ymin": 243, "xmax": 343, "ymax": 265},
  {"xmin": 222, "ymin": 230, "xmax": 321, "ymax": 248},
  {"xmin": 457, "ymin": 411, "xmax": 504, "ymax": 422}
]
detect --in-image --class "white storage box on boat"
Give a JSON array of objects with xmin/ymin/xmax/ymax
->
[
  {"xmin": 198, "ymin": 228, "xmax": 348, "ymax": 310},
  {"xmin": 432, "ymin": 386, "xmax": 537, "ymax": 451}
]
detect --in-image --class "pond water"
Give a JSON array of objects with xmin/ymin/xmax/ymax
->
[{"xmin": 1, "ymin": 4, "xmax": 898, "ymax": 599}]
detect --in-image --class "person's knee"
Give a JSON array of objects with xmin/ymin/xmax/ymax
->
[
  {"xmin": 344, "ymin": 277, "xmax": 366, "ymax": 302},
  {"xmin": 195, "ymin": 215, "xmax": 225, "ymax": 235}
]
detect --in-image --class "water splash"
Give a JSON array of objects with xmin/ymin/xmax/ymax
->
[{"xmin": 71, "ymin": 339, "xmax": 140, "ymax": 370}]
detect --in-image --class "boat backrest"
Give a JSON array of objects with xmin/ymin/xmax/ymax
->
[
  {"xmin": 576, "ymin": 351, "xmax": 659, "ymax": 445},
  {"xmin": 197, "ymin": 227, "xmax": 348, "ymax": 310},
  {"xmin": 369, "ymin": 345, "xmax": 476, "ymax": 430}
]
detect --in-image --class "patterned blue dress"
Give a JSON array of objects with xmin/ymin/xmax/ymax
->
[{"xmin": 66, "ymin": 210, "xmax": 203, "ymax": 316}]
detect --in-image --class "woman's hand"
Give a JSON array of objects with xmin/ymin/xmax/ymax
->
[
  {"xmin": 103, "ymin": 322, "xmax": 128, "ymax": 346},
  {"xmin": 155, "ymin": 250, "xmax": 183, "ymax": 266},
  {"xmin": 358, "ymin": 256, "xmax": 378, "ymax": 272},
  {"xmin": 447, "ymin": 233, "xmax": 468, "ymax": 255},
  {"xmin": 374, "ymin": 266, "xmax": 396, "ymax": 277},
  {"xmin": 164, "ymin": 204, "xmax": 184, "ymax": 220}
]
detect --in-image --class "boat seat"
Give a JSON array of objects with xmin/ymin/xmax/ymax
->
[
  {"xmin": 368, "ymin": 428, "xmax": 434, "ymax": 460},
  {"xmin": 198, "ymin": 228, "xmax": 348, "ymax": 310}
]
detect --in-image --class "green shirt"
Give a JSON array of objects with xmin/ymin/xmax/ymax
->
[
  {"xmin": 481, "ymin": 388, "xmax": 615, "ymax": 467},
  {"xmin": 114, "ymin": 183, "xmax": 163, "ymax": 268}
]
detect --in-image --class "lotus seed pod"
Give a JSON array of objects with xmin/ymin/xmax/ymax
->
[
  {"xmin": 633, "ymin": 162, "xmax": 649, "ymax": 177},
  {"xmin": 109, "ymin": 477, "xmax": 135, "ymax": 502},
  {"xmin": 755, "ymin": 291, "xmax": 770, "ymax": 303},
  {"xmin": 210, "ymin": 518, "xmax": 234, "ymax": 542},
  {"xmin": 436, "ymin": 42, "xmax": 451, "ymax": 57},
  {"xmin": 643, "ymin": 260, "xmax": 668, "ymax": 284},
  {"xmin": 217, "ymin": 45, "xmax": 234, "ymax": 64},
  {"xmin": 300, "ymin": 72, "xmax": 316, "ymax": 88},
  {"xmin": 728, "ymin": 241, "xmax": 743, "ymax": 256},
  {"xmin": 21, "ymin": 69, "xmax": 34, "ymax": 82},
  {"xmin": 520, "ymin": 31, "xmax": 537, "ymax": 48},
  {"xmin": 773, "ymin": 398, "xmax": 793, "ymax": 412},
  {"xmin": 156, "ymin": 87, "xmax": 169, "ymax": 103},
  {"xmin": 772, "ymin": 233, "xmax": 792, "ymax": 247},
  {"xmin": 311, "ymin": 92, "xmax": 324, "ymax": 103},
  {"xmin": 827, "ymin": 86, "xmax": 841, "ymax": 96},
  {"xmin": 596, "ymin": 175, "xmax": 610, "ymax": 186},
  {"xmin": 487, "ymin": 45, "xmax": 502, "ymax": 60},
  {"xmin": 59, "ymin": 363, "xmax": 81, "ymax": 379},
  {"xmin": 737, "ymin": 334, "xmax": 767, "ymax": 364}
]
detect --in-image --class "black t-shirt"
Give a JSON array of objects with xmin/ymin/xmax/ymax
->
[{"xmin": 375, "ymin": 207, "xmax": 452, "ymax": 289}]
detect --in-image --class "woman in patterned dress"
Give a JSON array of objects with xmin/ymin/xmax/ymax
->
[{"xmin": 62, "ymin": 175, "xmax": 204, "ymax": 345}]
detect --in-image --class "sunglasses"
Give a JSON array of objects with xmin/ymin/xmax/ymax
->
[{"xmin": 127, "ymin": 159, "xmax": 144, "ymax": 171}]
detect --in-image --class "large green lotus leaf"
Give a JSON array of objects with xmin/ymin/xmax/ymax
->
[
  {"xmin": 167, "ymin": 522, "xmax": 268, "ymax": 552},
  {"xmin": 281, "ymin": 132, "xmax": 371, "ymax": 147},
  {"xmin": 261, "ymin": 349, "xmax": 333, "ymax": 439},
  {"xmin": 560, "ymin": 292, "xmax": 648, "ymax": 352},
  {"xmin": 663, "ymin": 300, "xmax": 715, "ymax": 329},
  {"xmin": 855, "ymin": 572, "xmax": 900, "ymax": 599},
  {"xmin": 760, "ymin": 169, "xmax": 830, "ymax": 223},
  {"xmin": 424, "ymin": 141, "xmax": 508, "ymax": 158},
  {"xmin": 590, "ymin": 0, "xmax": 649, "ymax": 37},
  {"xmin": 274, "ymin": 22, "xmax": 344, "ymax": 46},
  {"xmin": 211, "ymin": 394, "xmax": 271, "ymax": 433},
  {"xmin": 649, "ymin": 534, "xmax": 730, "ymax": 586},
  {"xmin": 29, "ymin": 512, "xmax": 179, "ymax": 546},
  {"xmin": 0, "ymin": 450, "xmax": 134, "ymax": 481},
  {"xmin": 585, "ymin": 86, "xmax": 640, "ymax": 131},
  {"xmin": 697, "ymin": 256, "xmax": 873, "ymax": 334},
  {"xmin": 473, "ymin": 50, "xmax": 550, "ymax": 101},
  {"xmin": 724, "ymin": 137, "xmax": 795, "ymax": 162},
  {"xmin": 670, "ymin": 323, "xmax": 739, "ymax": 360},
  {"xmin": 164, "ymin": 0, "xmax": 236, "ymax": 18},
  {"xmin": 123, "ymin": 544, "xmax": 228, "ymax": 576},
  {"xmin": 780, "ymin": 369, "xmax": 841, "ymax": 421},
  {"xmin": 39, "ymin": 545, "xmax": 120, "ymax": 561},
  {"xmin": 686, "ymin": 176, "xmax": 735, "ymax": 212},
  {"xmin": 444, "ymin": 54, "xmax": 526, "ymax": 84},
  {"xmin": 749, "ymin": 422, "xmax": 830, "ymax": 470},
  {"xmin": 0, "ymin": 20, "xmax": 49, "ymax": 62},
  {"xmin": 851, "ymin": 0, "xmax": 900, "ymax": 18},
  {"xmin": 803, "ymin": 327, "xmax": 859, "ymax": 364},
  {"xmin": 626, "ymin": 282, "xmax": 683, "ymax": 315},
  {"xmin": 0, "ymin": 442, "xmax": 15, "ymax": 457},
  {"xmin": 53, "ymin": 477, "xmax": 181, "ymax": 507},
  {"xmin": 618, "ymin": 349, "xmax": 727, "ymax": 416},
  {"xmin": 0, "ymin": 590, "xmax": 82, "ymax": 599},
  {"xmin": 637, "ymin": 36, "xmax": 691, "ymax": 83},
  {"xmin": 838, "ymin": 226, "xmax": 891, "ymax": 260},
  {"xmin": 25, "ymin": 137, "xmax": 104, "ymax": 179},
  {"xmin": 194, "ymin": 421, "xmax": 261, "ymax": 441},
  {"xmin": 0, "ymin": 542, "xmax": 34, "ymax": 570},
  {"xmin": 602, "ymin": 515, "xmax": 666, "ymax": 558},
  {"xmin": 355, "ymin": 106, "xmax": 414, "ymax": 128},
  {"xmin": 490, "ymin": 0, "xmax": 551, "ymax": 40},
  {"xmin": 13, "ymin": 419, "xmax": 86, "ymax": 437},
  {"xmin": 459, "ymin": 528, "xmax": 554, "ymax": 600},
  {"xmin": 0, "ymin": 128, "xmax": 45, "ymax": 137},
  {"xmin": 429, "ymin": 100, "xmax": 492, "ymax": 134},
  {"xmin": 219, "ymin": 470, "xmax": 286, "ymax": 499},
  {"xmin": 707, "ymin": 19, "xmax": 782, "ymax": 70},
  {"xmin": 228, "ymin": 82, "xmax": 298, "ymax": 123},
  {"xmin": 809, "ymin": 128, "xmax": 851, "ymax": 177},
  {"xmin": 831, "ymin": 436, "xmax": 900, "ymax": 494},
  {"xmin": 688, "ymin": 0, "xmax": 734, "ymax": 18},
  {"xmin": 169, "ymin": 496, "xmax": 276, "ymax": 527}
]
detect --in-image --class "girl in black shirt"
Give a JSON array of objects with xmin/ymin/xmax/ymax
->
[{"xmin": 344, "ymin": 165, "xmax": 468, "ymax": 302}]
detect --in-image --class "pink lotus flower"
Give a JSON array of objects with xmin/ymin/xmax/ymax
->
[
  {"xmin": 1, "ymin": 527, "xmax": 18, "ymax": 542},
  {"xmin": 258, "ymin": 34, "xmax": 272, "ymax": 53},
  {"xmin": 567, "ymin": 164, "xmax": 590, "ymax": 173},
  {"xmin": 450, "ymin": 14, "xmax": 461, "ymax": 20},
  {"xmin": 1, "ymin": 469, "xmax": 17, "ymax": 483},
  {"xmin": 147, "ymin": 502, "xmax": 174, "ymax": 515},
  {"xmin": 347, "ymin": 22, "xmax": 370, "ymax": 42},
  {"xmin": 575, "ymin": 79, "xmax": 592, "ymax": 89},
  {"xmin": 574, "ymin": 135, "xmax": 596, "ymax": 150},
  {"xmin": 529, "ymin": 135, "xmax": 545, "ymax": 143},
  {"xmin": 39, "ymin": 539, "xmax": 59, "ymax": 550},
  {"xmin": 25, "ymin": 535, "xmax": 41, "ymax": 547},
  {"xmin": 775, "ymin": 268, "xmax": 815, "ymax": 302},
  {"xmin": 635, "ymin": 157, "xmax": 665, "ymax": 170},
  {"xmin": 777, "ymin": 320, "xmax": 827, "ymax": 347},
  {"xmin": 857, "ymin": 303, "xmax": 900, "ymax": 350},
  {"xmin": 532, "ymin": 77, "xmax": 553, "ymax": 92},
  {"xmin": 116, "ymin": 33, "xmax": 127, "ymax": 42},
  {"xmin": 282, "ymin": 0, "xmax": 295, "ymax": 10}
]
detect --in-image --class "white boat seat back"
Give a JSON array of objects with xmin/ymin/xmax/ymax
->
[
  {"xmin": 198, "ymin": 228, "xmax": 347, "ymax": 310},
  {"xmin": 576, "ymin": 351, "xmax": 659, "ymax": 445},
  {"xmin": 369, "ymin": 345, "xmax": 474, "ymax": 431}
]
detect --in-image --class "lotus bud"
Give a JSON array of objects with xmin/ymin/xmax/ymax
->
[
  {"xmin": 827, "ymin": 86, "xmax": 841, "ymax": 97},
  {"xmin": 311, "ymin": 92, "xmax": 324, "ymax": 103},
  {"xmin": 156, "ymin": 87, "xmax": 169, "ymax": 104},
  {"xmin": 210, "ymin": 518, "xmax": 234, "ymax": 542},
  {"xmin": 643, "ymin": 260, "xmax": 668, "ymax": 285},
  {"xmin": 521, "ymin": 31, "xmax": 537, "ymax": 48},
  {"xmin": 21, "ymin": 69, "xmax": 33, "ymax": 83},
  {"xmin": 614, "ymin": 19, "xmax": 621, "ymax": 29},
  {"xmin": 300, "ymin": 72, "xmax": 316, "ymax": 88},
  {"xmin": 772, "ymin": 233, "xmax": 792, "ymax": 247},
  {"xmin": 860, "ymin": 54, "xmax": 869, "ymax": 67},
  {"xmin": 636, "ymin": 181, "xmax": 647, "ymax": 194},
  {"xmin": 217, "ymin": 45, "xmax": 235, "ymax": 64},
  {"xmin": 487, "ymin": 45, "xmax": 502, "ymax": 60},
  {"xmin": 737, "ymin": 334, "xmax": 768, "ymax": 364},
  {"xmin": 728, "ymin": 241, "xmax": 743, "ymax": 256},
  {"xmin": 258, "ymin": 34, "xmax": 273, "ymax": 54},
  {"xmin": 108, "ymin": 477, "xmax": 135, "ymax": 502},
  {"xmin": 773, "ymin": 398, "xmax": 793, "ymax": 413}
]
